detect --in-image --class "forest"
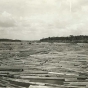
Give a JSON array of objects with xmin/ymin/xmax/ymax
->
[
  {"xmin": 40, "ymin": 35, "xmax": 88, "ymax": 43},
  {"xmin": 0, "ymin": 39, "xmax": 21, "ymax": 42}
]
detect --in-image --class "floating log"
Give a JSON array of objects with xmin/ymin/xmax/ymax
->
[
  {"xmin": 7, "ymin": 78, "xmax": 30, "ymax": 87},
  {"xmin": 0, "ymin": 66, "xmax": 23, "ymax": 72},
  {"xmin": 20, "ymin": 76, "xmax": 65, "ymax": 81}
]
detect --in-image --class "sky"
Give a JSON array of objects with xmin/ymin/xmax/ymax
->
[{"xmin": 0, "ymin": 0, "xmax": 88, "ymax": 40}]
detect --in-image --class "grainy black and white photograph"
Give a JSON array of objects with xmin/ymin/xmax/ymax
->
[{"xmin": 0, "ymin": 0, "xmax": 88, "ymax": 88}]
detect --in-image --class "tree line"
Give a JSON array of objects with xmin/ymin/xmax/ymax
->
[
  {"xmin": 40, "ymin": 35, "xmax": 88, "ymax": 43},
  {"xmin": 0, "ymin": 39, "xmax": 21, "ymax": 42}
]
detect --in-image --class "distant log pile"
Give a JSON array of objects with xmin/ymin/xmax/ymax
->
[{"xmin": 40, "ymin": 35, "xmax": 88, "ymax": 43}]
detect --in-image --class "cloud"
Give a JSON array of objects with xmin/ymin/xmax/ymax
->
[{"xmin": 0, "ymin": 11, "xmax": 16, "ymax": 27}]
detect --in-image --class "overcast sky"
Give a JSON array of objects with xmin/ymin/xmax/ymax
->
[{"xmin": 0, "ymin": 0, "xmax": 88, "ymax": 40}]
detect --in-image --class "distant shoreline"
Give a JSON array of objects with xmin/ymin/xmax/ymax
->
[
  {"xmin": 0, "ymin": 39, "xmax": 21, "ymax": 42},
  {"xmin": 1, "ymin": 35, "xmax": 88, "ymax": 43},
  {"xmin": 40, "ymin": 35, "xmax": 88, "ymax": 43}
]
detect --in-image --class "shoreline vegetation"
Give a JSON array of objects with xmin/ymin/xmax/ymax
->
[
  {"xmin": 0, "ymin": 39, "xmax": 21, "ymax": 42},
  {"xmin": 40, "ymin": 35, "xmax": 88, "ymax": 43},
  {"xmin": 1, "ymin": 35, "xmax": 88, "ymax": 43}
]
